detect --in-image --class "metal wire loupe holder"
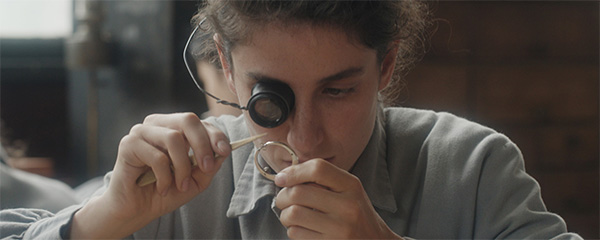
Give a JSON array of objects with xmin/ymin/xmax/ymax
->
[{"xmin": 254, "ymin": 141, "xmax": 298, "ymax": 181}]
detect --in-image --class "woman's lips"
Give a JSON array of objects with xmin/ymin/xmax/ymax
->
[{"xmin": 283, "ymin": 156, "xmax": 334, "ymax": 165}]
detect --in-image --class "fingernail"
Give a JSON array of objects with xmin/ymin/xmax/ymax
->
[
  {"xmin": 161, "ymin": 188, "xmax": 169, "ymax": 197},
  {"xmin": 274, "ymin": 172, "xmax": 287, "ymax": 186},
  {"xmin": 188, "ymin": 148, "xmax": 198, "ymax": 167},
  {"xmin": 203, "ymin": 155, "xmax": 214, "ymax": 172},
  {"xmin": 181, "ymin": 177, "xmax": 190, "ymax": 192},
  {"xmin": 217, "ymin": 140, "xmax": 230, "ymax": 153}
]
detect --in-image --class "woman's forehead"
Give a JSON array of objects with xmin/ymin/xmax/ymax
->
[
  {"xmin": 239, "ymin": 21, "xmax": 363, "ymax": 49},
  {"xmin": 234, "ymin": 23, "xmax": 372, "ymax": 62},
  {"xmin": 230, "ymin": 24, "xmax": 377, "ymax": 84}
]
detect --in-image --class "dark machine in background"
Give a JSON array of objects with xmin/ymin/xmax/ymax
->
[
  {"xmin": 65, "ymin": 0, "xmax": 204, "ymax": 182},
  {"xmin": 65, "ymin": 0, "xmax": 112, "ymax": 180},
  {"xmin": 1, "ymin": 1, "xmax": 204, "ymax": 184}
]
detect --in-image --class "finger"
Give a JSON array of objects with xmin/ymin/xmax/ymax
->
[
  {"xmin": 143, "ymin": 113, "xmax": 221, "ymax": 174},
  {"xmin": 276, "ymin": 183, "xmax": 370, "ymax": 238},
  {"xmin": 275, "ymin": 183, "xmax": 335, "ymax": 213},
  {"xmin": 131, "ymin": 124, "xmax": 192, "ymax": 192},
  {"xmin": 279, "ymin": 202, "xmax": 333, "ymax": 233},
  {"xmin": 275, "ymin": 184, "xmax": 356, "ymax": 237},
  {"xmin": 169, "ymin": 114, "xmax": 228, "ymax": 173},
  {"xmin": 188, "ymin": 152, "xmax": 226, "ymax": 191},
  {"xmin": 128, "ymin": 137, "xmax": 174, "ymax": 195},
  {"xmin": 202, "ymin": 121, "xmax": 232, "ymax": 157},
  {"xmin": 274, "ymin": 159, "xmax": 361, "ymax": 193},
  {"xmin": 286, "ymin": 224, "xmax": 322, "ymax": 239},
  {"xmin": 198, "ymin": 121, "xmax": 232, "ymax": 173}
]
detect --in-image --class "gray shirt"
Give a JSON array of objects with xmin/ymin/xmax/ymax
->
[
  {"xmin": 0, "ymin": 107, "xmax": 582, "ymax": 239},
  {"xmin": 0, "ymin": 163, "xmax": 79, "ymax": 213}
]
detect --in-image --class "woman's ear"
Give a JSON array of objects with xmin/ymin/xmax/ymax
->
[
  {"xmin": 378, "ymin": 44, "xmax": 399, "ymax": 91},
  {"xmin": 214, "ymin": 34, "xmax": 237, "ymax": 95}
]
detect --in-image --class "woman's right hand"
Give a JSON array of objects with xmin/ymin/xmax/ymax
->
[{"xmin": 70, "ymin": 113, "xmax": 232, "ymax": 239}]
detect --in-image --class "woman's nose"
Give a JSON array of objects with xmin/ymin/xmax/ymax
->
[{"xmin": 286, "ymin": 101, "xmax": 324, "ymax": 157}]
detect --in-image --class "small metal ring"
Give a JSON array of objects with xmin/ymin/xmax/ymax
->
[{"xmin": 254, "ymin": 141, "xmax": 298, "ymax": 181}]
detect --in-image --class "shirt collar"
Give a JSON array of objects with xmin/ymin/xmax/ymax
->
[
  {"xmin": 226, "ymin": 147, "xmax": 277, "ymax": 218},
  {"xmin": 226, "ymin": 107, "xmax": 397, "ymax": 217},
  {"xmin": 350, "ymin": 108, "xmax": 398, "ymax": 212}
]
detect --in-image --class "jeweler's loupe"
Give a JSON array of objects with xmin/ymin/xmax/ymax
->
[{"xmin": 254, "ymin": 141, "xmax": 298, "ymax": 181}]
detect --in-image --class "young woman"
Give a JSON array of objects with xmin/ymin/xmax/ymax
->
[{"xmin": 0, "ymin": 1, "xmax": 581, "ymax": 239}]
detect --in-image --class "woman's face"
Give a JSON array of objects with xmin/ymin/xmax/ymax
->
[{"xmin": 221, "ymin": 23, "xmax": 395, "ymax": 173}]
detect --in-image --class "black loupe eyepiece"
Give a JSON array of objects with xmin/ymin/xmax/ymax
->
[{"xmin": 247, "ymin": 81, "xmax": 295, "ymax": 128}]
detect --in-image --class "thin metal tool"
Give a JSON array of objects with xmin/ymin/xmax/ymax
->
[{"xmin": 136, "ymin": 133, "xmax": 267, "ymax": 187}]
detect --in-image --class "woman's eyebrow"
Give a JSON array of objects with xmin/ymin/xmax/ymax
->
[
  {"xmin": 246, "ymin": 67, "xmax": 364, "ymax": 84},
  {"xmin": 246, "ymin": 72, "xmax": 281, "ymax": 83},
  {"xmin": 318, "ymin": 67, "xmax": 364, "ymax": 84}
]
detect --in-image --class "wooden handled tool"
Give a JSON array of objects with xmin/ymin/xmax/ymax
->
[{"xmin": 136, "ymin": 133, "xmax": 267, "ymax": 187}]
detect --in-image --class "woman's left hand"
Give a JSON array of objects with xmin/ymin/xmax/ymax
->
[{"xmin": 274, "ymin": 159, "xmax": 402, "ymax": 239}]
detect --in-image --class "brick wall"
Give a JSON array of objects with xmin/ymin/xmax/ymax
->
[{"xmin": 403, "ymin": 2, "xmax": 599, "ymax": 238}]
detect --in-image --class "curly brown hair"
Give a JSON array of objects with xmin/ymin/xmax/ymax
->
[{"xmin": 191, "ymin": 0, "xmax": 431, "ymax": 106}]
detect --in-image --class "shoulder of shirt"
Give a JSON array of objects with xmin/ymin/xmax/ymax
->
[{"xmin": 383, "ymin": 107, "xmax": 517, "ymax": 156}]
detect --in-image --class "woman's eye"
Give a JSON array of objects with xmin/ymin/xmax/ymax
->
[{"xmin": 323, "ymin": 88, "xmax": 354, "ymax": 96}]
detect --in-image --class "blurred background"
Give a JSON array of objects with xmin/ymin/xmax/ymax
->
[
  {"xmin": 403, "ymin": 2, "xmax": 599, "ymax": 238},
  {"xmin": 0, "ymin": 1, "xmax": 597, "ymax": 238}
]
